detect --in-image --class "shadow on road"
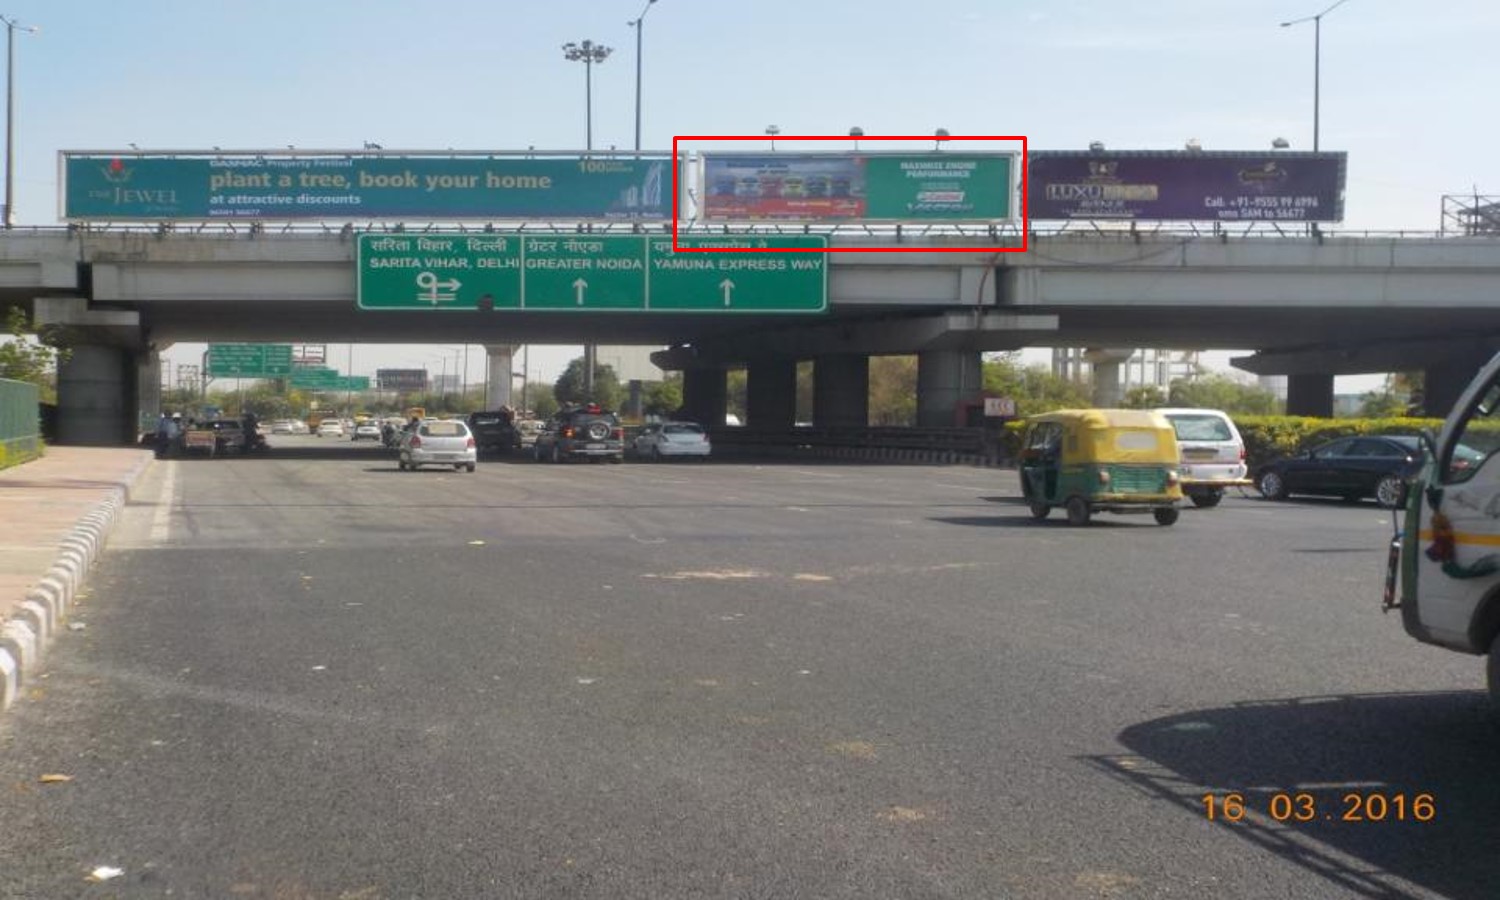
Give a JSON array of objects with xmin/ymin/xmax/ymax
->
[{"xmin": 1089, "ymin": 691, "xmax": 1500, "ymax": 899}]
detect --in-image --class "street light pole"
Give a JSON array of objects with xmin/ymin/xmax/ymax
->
[
  {"xmin": 562, "ymin": 39, "xmax": 613, "ymax": 152},
  {"xmin": 1, "ymin": 16, "xmax": 37, "ymax": 229},
  {"xmin": 1281, "ymin": 0, "xmax": 1350, "ymax": 152},
  {"xmin": 629, "ymin": 0, "xmax": 658, "ymax": 154}
]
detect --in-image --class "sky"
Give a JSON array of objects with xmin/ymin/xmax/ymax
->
[{"xmin": 8, "ymin": 0, "xmax": 1494, "ymax": 393}]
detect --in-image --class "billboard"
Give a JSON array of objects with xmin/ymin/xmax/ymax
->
[
  {"xmin": 376, "ymin": 369, "xmax": 429, "ymax": 392},
  {"xmin": 1029, "ymin": 151, "xmax": 1346, "ymax": 222},
  {"xmin": 61, "ymin": 152, "xmax": 672, "ymax": 221},
  {"xmin": 700, "ymin": 153, "xmax": 1013, "ymax": 222}
]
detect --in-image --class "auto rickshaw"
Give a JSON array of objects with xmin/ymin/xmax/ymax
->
[{"xmin": 1019, "ymin": 409, "xmax": 1184, "ymax": 526}]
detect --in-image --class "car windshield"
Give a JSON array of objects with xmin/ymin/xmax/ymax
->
[
  {"xmin": 1166, "ymin": 415, "xmax": 1233, "ymax": 442},
  {"xmin": 422, "ymin": 421, "xmax": 466, "ymax": 437},
  {"xmin": 663, "ymin": 423, "xmax": 703, "ymax": 435}
]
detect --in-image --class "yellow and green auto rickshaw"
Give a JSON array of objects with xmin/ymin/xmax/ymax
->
[{"xmin": 1019, "ymin": 409, "xmax": 1184, "ymax": 526}]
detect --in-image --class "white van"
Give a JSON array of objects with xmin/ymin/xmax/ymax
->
[
  {"xmin": 1387, "ymin": 352, "xmax": 1500, "ymax": 699},
  {"xmin": 1154, "ymin": 408, "xmax": 1251, "ymax": 508}
]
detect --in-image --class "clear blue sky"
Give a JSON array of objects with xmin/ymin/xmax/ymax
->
[{"xmin": 7, "ymin": 0, "xmax": 1490, "ymax": 388}]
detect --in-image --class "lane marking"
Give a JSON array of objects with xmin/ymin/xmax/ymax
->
[{"xmin": 149, "ymin": 461, "xmax": 178, "ymax": 544}]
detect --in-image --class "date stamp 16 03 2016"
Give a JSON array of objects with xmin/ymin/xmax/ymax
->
[{"xmin": 1202, "ymin": 792, "xmax": 1435, "ymax": 824}]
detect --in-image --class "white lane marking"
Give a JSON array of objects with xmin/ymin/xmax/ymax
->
[{"xmin": 149, "ymin": 461, "xmax": 178, "ymax": 543}]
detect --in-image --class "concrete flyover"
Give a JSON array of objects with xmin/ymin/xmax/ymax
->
[{"xmin": 2, "ymin": 227, "xmax": 1498, "ymax": 442}]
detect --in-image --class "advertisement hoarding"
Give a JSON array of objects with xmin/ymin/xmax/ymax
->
[
  {"xmin": 700, "ymin": 153, "xmax": 1013, "ymax": 222},
  {"xmin": 376, "ymin": 369, "xmax": 429, "ymax": 392},
  {"xmin": 1028, "ymin": 151, "xmax": 1346, "ymax": 222},
  {"xmin": 61, "ymin": 153, "xmax": 672, "ymax": 221}
]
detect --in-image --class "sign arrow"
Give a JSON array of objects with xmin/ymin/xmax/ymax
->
[
  {"xmin": 719, "ymin": 278, "xmax": 735, "ymax": 307},
  {"xmin": 573, "ymin": 278, "xmax": 589, "ymax": 306}
]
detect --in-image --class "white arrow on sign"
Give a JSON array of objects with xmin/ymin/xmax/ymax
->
[
  {"xmin": 719, "ymin": 278, "xmax": 735, "ymax": 307},
  {"xmin": 573, "ymin": 278, "xmax": 589, "ymax": 306},
  {"xmin": 415, "ymin": 271, "xmax": 461, "ymax": 306}
]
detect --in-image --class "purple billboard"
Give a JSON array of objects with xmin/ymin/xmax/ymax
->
[{"xmin": 1029, "ymin": 151, "xmax": 1346, "ymax": 222}]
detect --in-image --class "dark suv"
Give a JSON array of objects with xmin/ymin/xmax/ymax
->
[
  {"xmin": 533, "ymin": 404, "xmax": 625, "ymax": 463},
  {"xmin": 467, "ymin": 410, "xmax": 519, "ymax": 456}
]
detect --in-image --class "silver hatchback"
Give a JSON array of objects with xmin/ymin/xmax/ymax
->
[{"xmin": 399, "ymin": 420, "xmax": 478, "ymax": 472}]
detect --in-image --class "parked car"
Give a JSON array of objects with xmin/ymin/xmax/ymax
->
[
  {"xmin": 398, "ymin": 419, "xmax": 477, "ymax": 472},
  {"xmin": 317, "ymin": 420, "xmax": 345, "ymax": 438},
  {"xmin": 352, "ymin": 421, "xmax": 383, "ymax": 442},
  {"xmin": 1256, "ymin": 435, "xmax": 1483, "ymax": 507},
  {"xmin": 270, "ymin": 419, "xmax": 295, "ymax": 435},
  {"xmin": 1155, "ymin": 408, "xmax": 1251, "ymax": 508},
  {"xmin": 633, "ymin": 421, "xmax": 711, "ymax": 461},
  {"xmin": 516, "ymin": 419, "xmax": 545, "ymax": 449},
  {"xmin": 533, "ymin": 404, "xmax": 625, "ymax": 463}
]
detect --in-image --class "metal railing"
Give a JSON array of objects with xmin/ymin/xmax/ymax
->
[
  {"xmin": 705, "ymin": 426, "xmax": 1012, "ymax": 466},
  {"xmin": 0, "ymin": 377, "xmax": 41, "ymax": 469}
]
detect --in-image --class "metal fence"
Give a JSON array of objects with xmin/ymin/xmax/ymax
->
[{"xmin": 0, "ymin": 378, "xmax": 42, "ymax": 469}]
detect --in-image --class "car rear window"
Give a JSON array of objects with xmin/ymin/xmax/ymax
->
[
  {"xmin": 663, "ymin": 424, "xmax": 703, "ymax": 435},
  {"xmin": 1167, "ymin": 415, "xmax": 1233, "ymax": 442},
  {"xmin": 471, "ymin": 415, "xmax": 502, "ymax": 426},
  {"xmin": 422, "ymin": 422, "xmax": 466, "ymax": 437}
]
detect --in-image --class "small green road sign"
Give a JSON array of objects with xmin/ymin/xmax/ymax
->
[
  {"xmin": 356, "ymin": 233, "xmax": 827, "ymax": 313},
  {"xmin": 207, "ymin": 343, "xmax": 294, "ymax": 377}
]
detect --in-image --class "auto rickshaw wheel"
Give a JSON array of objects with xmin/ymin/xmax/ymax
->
[
  {"xmin": 1154, "ymin": 507, "xmax": 1180, "ymax": 526},
  {"xmin": 1029, "ymin": 502, "xmax": 1050, "ymax": 520},
  {"xmin": 1065, "ymin": 496, "xmax": 1091, "ymax": 526}
]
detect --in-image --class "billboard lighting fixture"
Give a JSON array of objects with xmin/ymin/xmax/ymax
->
[
  {"xmin": 934, "ymin": 128, "xmax": 950, "ymax": 151},
  {"xmin": 1185, "ymin": 138, "xmax": 1203, "ymax": 153},
  {"xmin": 765, "ymin": 124, "xmax": 780, "ymax": 151},
  {"xmin": 1089, "ymin": 140, "xmax": 1105, "ymax": 153},
  {"xmin": 1272, "ymin": 137, "xmax": 1291, "ymax": 149},
  {"xmin": 849, "ymin": 126, "xmax": 863, "ymax": 150}
]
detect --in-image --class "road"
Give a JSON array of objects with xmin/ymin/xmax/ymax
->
[{"xmin": 0, "ymin": 438, "xmax": 1495, "ymax": 899}]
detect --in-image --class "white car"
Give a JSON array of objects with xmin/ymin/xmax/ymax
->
[
  {"xmin": 317, "ymin": 420, "xmax": 345, "ymax": 438},
  {"xmin": 270, "ymin": 419, "xmax": 294, "ymax": 435},
  {"xmin": 352, "ymin": 422, "xmax": 382, "ymax": 442},
  {"xmin": 1155, "ymin": 407, "xmax": 1250, "ymax": 508},
  {"xmin": 399, "ymin": 419, "xmax": 477, "ymax": 472},
  {"xmin": 633, "ymin": 421, "xmax": 711, "ymax": 461}
]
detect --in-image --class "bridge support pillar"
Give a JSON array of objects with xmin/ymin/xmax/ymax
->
[
  {"xmin": 916, "ymin": 350, "xmax": 981, "ymax": 427},
  {"xmin": 746, "ymin": 357, "xmax": 797, "ymax": 431},
  {"xmin": 137, "ymin": 348, "xmax": 162, "ymax": 438},
  {"xmin": 681, "ymin": 367, "xmax": 728, "ymax": 427},
  {"xmin": 1286, "ymin": 373, "xmax": 1334, "ymax": 417},
  {"xmin": 813, "ymin": 355, "xmax": 868, "ymax": 428},
  {"xmin": 1424, "ymin": 353, "xmax": 1493, "ymax": 417},
  {"xmin": 484, "ymin": 345, "xmax": 517, "ymax": 410},
  {"xmin": 57, "ymin": 345, "xmax": 134, "ymax": 446}
]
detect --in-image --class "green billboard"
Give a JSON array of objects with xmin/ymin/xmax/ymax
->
[
  {"xmin": 206, "ymin": 343, "xmax": 293, "ymax": 378},
  {"xmin": 356, "ymin": 234, "xmax": 827, "ymax": 313},
  {"xmin": 62, "ymin": 153, "xmax": 671, "ymax": 221},
  {"xmin": 701, "ymin": 152, "xmax": 1013, "ymax": 222}
]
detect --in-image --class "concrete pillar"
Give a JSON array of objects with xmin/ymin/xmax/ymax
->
[
  {"xmin": 1286, "ymin": 373, "xmax": 1334, "ymax": 418},
  {"xmin": 136, "ymin": 348, "xmax": 162, "ymax": 439},
  {"xmin": 484, "ymin": 345, "xmax": 517, "ymax": 410},
  {"xmin": 1084, "ymin": 348, "xmax": 1133, "ymax": 407},
  {"xmin": 813, "ymin": 355, "xmax": 869, "ymax": 427},
  {"xmin": 746, "ymin": 357, "xmax": 797, "ymax": 431},
  {"xmin": 916, "ymin": 350, "xmax": 982, "ymax": 427},
  {"xmin": 1424, "ymin": 354, "xmax": 1493, "ymax": 417},
  {"xmin": 57, "ymin": 345, "xmax": 131, "ymax": 446},
  {"xmin": 681, "ymin": 367, "xmax": 727, "ymax": 427}
]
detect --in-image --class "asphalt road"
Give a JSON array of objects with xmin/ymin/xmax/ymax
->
[{"xmin": 0, "ymin": 437, "xmax": 1495, "ymax": 899}]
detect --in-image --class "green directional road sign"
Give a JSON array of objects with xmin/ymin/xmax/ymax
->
[
  {"xmin": 207, "ymin": 343, "xmax": 293, "ymax": 377},
  {"xmin": 356, "ymin": 233, "xmax": 827, "ymax": 313}
]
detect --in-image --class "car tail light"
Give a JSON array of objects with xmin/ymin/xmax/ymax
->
[
  {"xmin": 612, "ymin": 427, "xmax": 624, "ymax": 440},
  {"xmin": 562, "ymin": 426, "xmax": 574, "ymax": 438},
  {"xmin": 1239, "ymin": 446, "xmax": 1247, "ymax": 461},
  {"xmin": 467, "ymin": 436, "xmax": 475, "ymax": 449},
  {"xmin": 409, "ymin": 436, "xmax": 422, "ymax": 448}
]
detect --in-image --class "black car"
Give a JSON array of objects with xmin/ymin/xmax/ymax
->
[
  {"xmin": 467, "ymin": 410, "xmax": 519, "ymax": 456},
  {"xmin": 1255, "ymin": 435, "xmax": 1481, "ymax": 508},
  {"xmin": 532, "ymin": 404, "xmax": 625, "ymax": 463}
]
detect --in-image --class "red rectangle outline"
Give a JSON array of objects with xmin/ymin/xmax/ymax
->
[{"xmin": 671, "ymin": 135, "xmax": 1028, "ymax": 254}]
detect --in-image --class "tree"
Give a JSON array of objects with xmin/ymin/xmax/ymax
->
[
  {"xmin": 642, "ymin": 375, "xmax": 683, "ymax": 417},
  {"xmin": 1123, "ymin": 385, "xmax": 1167, "ymax": 409},
  {"xmin": 1168, "ymin": 374, "xmax": 1280, "ymax": 416},
  {"xmin": 725, "ymin": 369, "xmax": 747, "ymax": 423},
  {"xmin": 981, "ymin": 353, "xmax": 1091, "ymax": 417},
  {"xmin": 525, "ymin": 382, "xmax": 558, "ymax": 419},
  {"xmin": 0, "ymin": 307, "xmax": 69, "ymax": 400},
  {"xmin": 1358, "ymin": 389, "xmax": 1406, "ymax": 418},
  {"xmin": 553, "ymin": 356, "xmax": 623, "ymax": 409},
  {"xmin": 868, "ymin": 355, "xmax": 917, "ymax": 425}
]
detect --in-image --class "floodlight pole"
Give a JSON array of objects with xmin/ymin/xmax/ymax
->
[{"xmin": 2, "ymin": 16, "xmax": 36, "ymax": 229}]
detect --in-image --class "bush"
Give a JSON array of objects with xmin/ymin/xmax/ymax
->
[{"xmin": 1235, "ymin": 415, "xmax": 1444, "ymax": 473}]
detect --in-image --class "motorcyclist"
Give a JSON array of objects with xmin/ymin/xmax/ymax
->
[{"xmin": 241, "ymin": 410, "xmax": 261, "ymax": 451}]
